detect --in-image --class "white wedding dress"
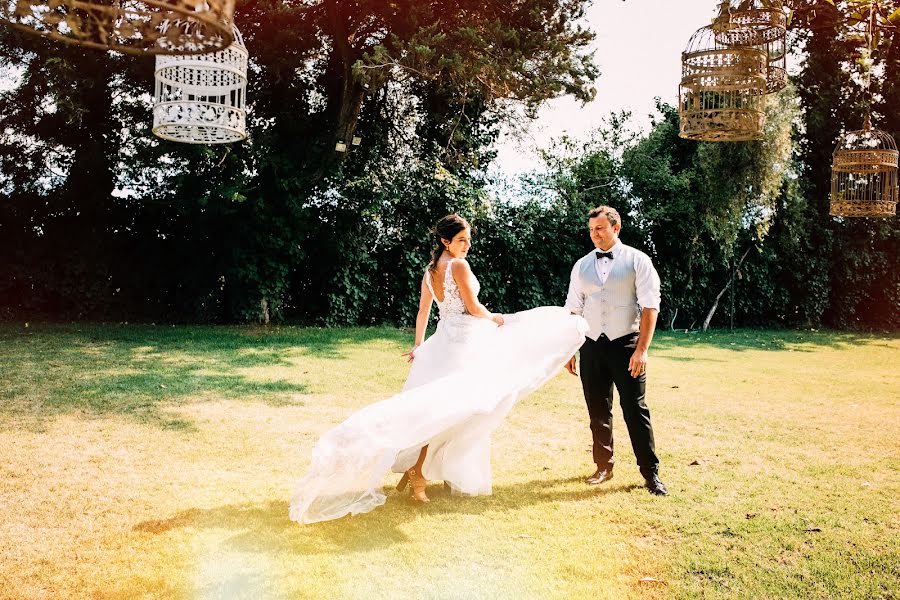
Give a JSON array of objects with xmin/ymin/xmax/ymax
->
[{"xmin": 289, "ymin": 259, "xmax": 588, "ymax": 524}]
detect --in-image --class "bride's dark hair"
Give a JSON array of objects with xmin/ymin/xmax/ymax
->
[{"xmin": 428, "ymin": 214, "xmax": 470, "ymax": 272}]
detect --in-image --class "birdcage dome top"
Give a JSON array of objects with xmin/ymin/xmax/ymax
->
[
  {"xmin": 681, "ymin": 25, "xmax": 767, "ymax": 90},
  {"xmin": 684, "ymin": 25, "xmax": 724, "ymax": 54},
  {"xmin": 155, "ymin": 24, "xmax": 248, "ymax": 91},
  {"xmin": 834, "ymin": 121, "xmax": 899, "ymax": 156},
  {"xmin": 714, "ymin": 3, "xmax": 788, "ymax": 46},
  {"xmin": 683, "ymin": 24, "xmax": 769, "ymax": 56}
]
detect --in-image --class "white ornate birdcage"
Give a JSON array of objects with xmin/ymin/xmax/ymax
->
[
  {"xmin": 713, "ymin": 1, "xmax": 789, "ymax": 94},
  {"xmin": 0, "ymin": 0, "xmax": 235, "ymax": 55},
  {"xmin": 152, "ymin": 24, "xmax": 247, "ymax": 144},
  {"xmin": 830, "ymin": 117, "xmax": 899, "ymax": 217},
  {"xmin": 679, "ymin": 25, "xmax": 768, "ymax": 142}
]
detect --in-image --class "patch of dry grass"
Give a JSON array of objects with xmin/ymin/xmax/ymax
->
[{"xmin": 0, "ymin": 324, "xmax": 897, "ymax": 599}]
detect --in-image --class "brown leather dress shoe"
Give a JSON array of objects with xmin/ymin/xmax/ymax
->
[{"xmin": 585, "ymin": 466, "xmax": 614, "ymax": 485}]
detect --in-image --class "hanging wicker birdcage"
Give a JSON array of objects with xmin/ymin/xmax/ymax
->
[
  {"xmin": 830, "ymin": 118, "xmax": 899, "ymax": 217},
  {"xmin": 152, "ymin": 24, "xmax": 247, "ymax": 144},
  {"xmin": 763, "ymin": 35, "xmax": 788, "ymax": 94},
  {"xmin": 713, "ymin": 2, "xmax": 789, "ymax": 94},
  {"xmin": 679, "ymin": 25, "xmax": 768, "ymax": 142},
  {"xmin": 0, "ymin": 0, "xmax": 235, "ymax": 55}
]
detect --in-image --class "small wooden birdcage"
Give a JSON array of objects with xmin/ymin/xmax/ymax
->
[
  {"xmin": 152, "ymin": 25, "xmax": 247, "ymax": 144},
  {"xmin": 830, "ymin": 117, "xmax": 899, "ymax": 217},
  {"xmin": 763, "ymin": 35, "xmax": 788, "ymax": 94},
  {"xmin": 679, "ymin": 25, "xmax": 768, "ymax": 142},
  {"xmin": 713, "ymin": 2, "xmax": 789, "ymax": 94},
  {"xmin": 0, "ymin": 0, "xmax": 234, "ymax": 55}
]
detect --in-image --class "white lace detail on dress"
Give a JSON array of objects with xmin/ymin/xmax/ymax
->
[
  {"xmin": 426, "ymin": 258, "xmax": 477, "ymax": 318},
  {"xmin": 427, "ymin": 259, "xmax": 482, "ymax": 343}
]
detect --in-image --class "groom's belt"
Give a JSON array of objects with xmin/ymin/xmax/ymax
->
[{"xmin": 592, "ymin": 331, "xmax": 639, "ymax": 344}]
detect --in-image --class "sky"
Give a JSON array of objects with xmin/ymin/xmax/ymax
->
[{"xmin": 490, "ymin": 0, "xmax": 722, "ymax": 177}]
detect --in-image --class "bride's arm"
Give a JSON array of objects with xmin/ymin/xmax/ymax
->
[
  {"xmin": 413, "ymin": 274, "xmax": 433, "ymax": 346},
  {"xmin": 403, "ymin": 274, "xmax": 433, "ymax": 362},
  {"xmin": 451, "ymin": 260, "xmax": 504, "ymax": 325}
]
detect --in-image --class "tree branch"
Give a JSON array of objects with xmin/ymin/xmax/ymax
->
[{"xmin": 702, "ymin": 245, "xmax": 754, "ymax": 332}]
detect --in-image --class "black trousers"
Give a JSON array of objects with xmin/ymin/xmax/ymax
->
[{"xmin": 579, "ymin": 332, "xmax": 659, "ymax": 478}]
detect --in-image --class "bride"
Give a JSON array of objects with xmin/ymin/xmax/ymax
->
[{"xmin": 289, "ymin": 214, "xmax": 588, "ymax": 524}]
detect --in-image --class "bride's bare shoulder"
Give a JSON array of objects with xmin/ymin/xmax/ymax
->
[{"xmin": 449, "ymin": 258, "xmax": 471, "ymax": 274}]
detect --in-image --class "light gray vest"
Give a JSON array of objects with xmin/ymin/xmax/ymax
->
[{"xmin": 579, "ymin": 250, "xmax": 641, "ymax": 341}]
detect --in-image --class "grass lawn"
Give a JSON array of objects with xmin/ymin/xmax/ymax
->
[{"xmin": 0, "ymin": 323, "xmax": 898, "ymax": 599}]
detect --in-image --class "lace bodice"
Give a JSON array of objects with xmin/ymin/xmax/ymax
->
[{"xmin": 427, "ymin": 259, "xmax": 479, "ymax": 319}]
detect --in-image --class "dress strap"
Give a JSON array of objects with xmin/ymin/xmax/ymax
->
[
  {"xmin": 424, "ymin": 269, "xmax": 436, "ymax": 297},
  {"xmin": 444, "ymin": 258, "xmax": 458, "ymax": 288}
]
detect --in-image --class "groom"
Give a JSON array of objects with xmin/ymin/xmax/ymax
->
[{"xmin": 564, "ymin": 206, "xmax": 668, "ymax": 496}]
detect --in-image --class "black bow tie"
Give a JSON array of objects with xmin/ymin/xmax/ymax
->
[{"xmin": 595, "ymin": 251, "xmax": 614, "ymax": 260}]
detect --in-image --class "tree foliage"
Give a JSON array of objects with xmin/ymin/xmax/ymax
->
[
  {"xmin": 0, "ymin": 0, "xmax": 597, "ymax": 323},
  {"xmin": 0, "ymin": 0, "xmax": 897, "ymax": 330}
]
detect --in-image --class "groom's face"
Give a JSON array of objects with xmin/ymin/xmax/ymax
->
[{"xmin": 588, "ymin": 215, "xmax": 620, "ymax": 250}]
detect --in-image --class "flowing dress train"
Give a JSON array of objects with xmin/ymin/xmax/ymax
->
[{"xmin": 289, "ymin": 260, "xmax": 588, "ymax": 524}]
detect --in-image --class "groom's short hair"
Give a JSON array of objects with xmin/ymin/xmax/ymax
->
[{"xmin": 588, "ymin": 206, "xmax": 621, "ymax": 227}]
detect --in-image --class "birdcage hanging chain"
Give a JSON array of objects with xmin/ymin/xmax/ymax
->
[{"xmin": 863, "ymin": 0, "xmax": 876, "ymax": 128}]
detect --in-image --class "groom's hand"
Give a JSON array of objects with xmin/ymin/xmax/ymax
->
[
  {"xmin": 565, "ymin": 356, "xmax": 577, "ymax": 376},
  {"xmin": 629, "ymin": 349, "xmax": 648, "ymax": 378}
]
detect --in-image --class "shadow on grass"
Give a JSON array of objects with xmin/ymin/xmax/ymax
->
[
  {"xmin": 134, "ymin": 477, "xmax": 643, "ymax": 556},
  {"xmin": 0, "ymin": 323, "xmax": 411, "ymax": 428},
  {"xmin": 3, "ymin": 323, "xmax": 895, "ymax": 428},
  {"xmin": 1, "ymin": 322, "xmax": 410, "ymax": 360},
  {"xmin": 652, "ymin": 354, "xmax": 728, "ymax": 363},
  {"xmin": 652, "ymin": 328, "xmax": 898, "ymax": 353},
  {"xmin": 52, "ymin": 372, "xmax": 310, "ymax": 430}
]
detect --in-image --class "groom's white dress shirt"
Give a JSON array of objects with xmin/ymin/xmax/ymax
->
[{"xmin": 565, "ymin": 239, "xmax": 661, "ymax": 341}]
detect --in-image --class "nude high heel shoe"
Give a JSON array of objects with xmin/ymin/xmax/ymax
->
[{"xmin": 397, "ymin": 467, "xmax": 430, "ymax": 503}]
